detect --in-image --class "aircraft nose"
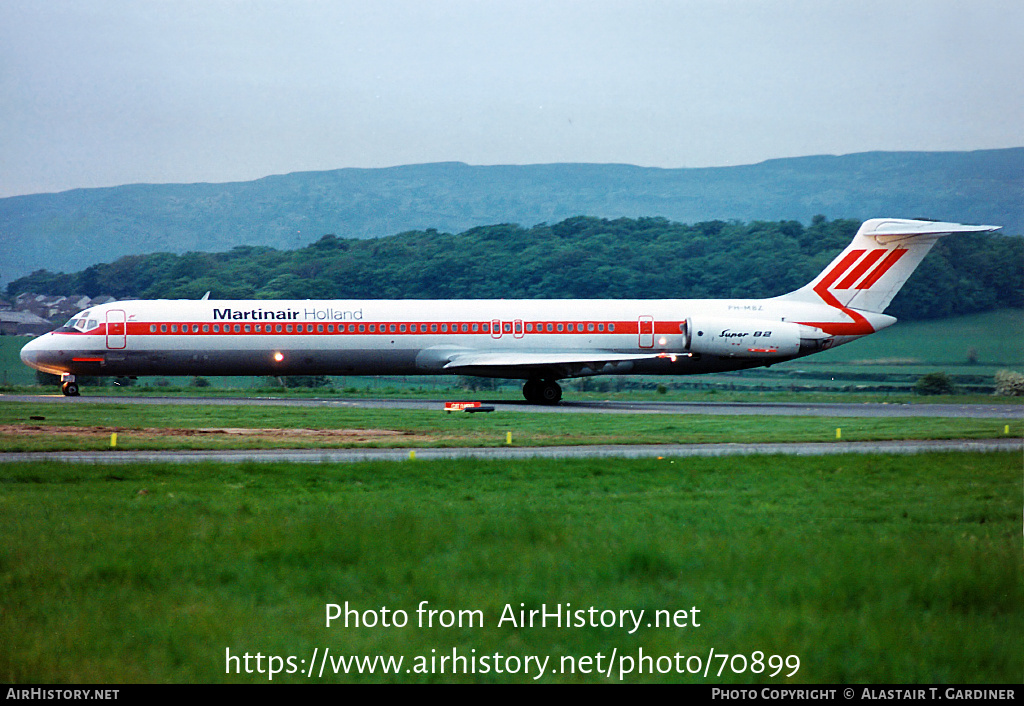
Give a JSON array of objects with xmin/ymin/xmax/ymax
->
[{"xmin": 19, "ymin": 336, "xmax": 43, "ymax": 370}]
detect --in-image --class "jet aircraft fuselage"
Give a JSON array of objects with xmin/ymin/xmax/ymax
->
[{"xmin": 20, "ymin": 219, "xmax": 999, "ymax": 403}]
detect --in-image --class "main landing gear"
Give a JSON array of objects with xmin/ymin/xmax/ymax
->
[{"xmin": 522, "ymin": 379, "xmax": 562, "ymax": 405}]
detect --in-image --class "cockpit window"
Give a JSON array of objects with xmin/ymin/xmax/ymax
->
[{"xmin": 65, "ymin": 317, "xmax": 100, "ymax": 332}]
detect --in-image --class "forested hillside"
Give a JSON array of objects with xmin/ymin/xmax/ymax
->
[
  {"xmin": 8, "ymin": 216, "xmax": 1022, "ymax": 321},
  {"xmin": 2, "ymin": 148, "xmax": 1021, "ymax": 287}
]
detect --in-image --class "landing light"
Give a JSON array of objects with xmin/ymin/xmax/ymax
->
[
  {"xmin": 273, "ymin": 352, "xmax": 284, "ymax": 362},
  {"xmin": 658, "ymin": 337, "xmax": 667, "ymax": 346}
]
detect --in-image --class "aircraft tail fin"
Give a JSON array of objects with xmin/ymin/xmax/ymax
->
[{"xmin": 781, "ymin": 218, "xmax": 1000, "ymax": 314}]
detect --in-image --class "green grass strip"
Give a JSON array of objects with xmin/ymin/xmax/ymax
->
[
  {"xmin": 0, "ymin": 452, "xmax": 1019, "ymax": 683},
  {"xmin": 0, "ymin": 400, "xmax": 1019, "ymax": 451}
]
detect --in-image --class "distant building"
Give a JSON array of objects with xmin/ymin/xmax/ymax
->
[
  {"xmin": 0, "ymin": 310, "xmax": 53, "ymax": 336},
  {"xmin": 11, "ymin": 293, "xmax": 118, "ymax": 323}
]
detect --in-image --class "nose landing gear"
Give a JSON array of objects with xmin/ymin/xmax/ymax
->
[
  {"xmin": 522, "ymin": 379, "xmax": 562, "ymax": 405},
  {"xmin": 60, "ymin": 374, "xmax": 80, "ymax": 396}
]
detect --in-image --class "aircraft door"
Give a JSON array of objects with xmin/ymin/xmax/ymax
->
[
  {"xmin": 513, "ymin": 319, "xmax": 524, "ymax": 339},
  {"xmin": 106, "ymin": 309, "xmax": 127, "ymax": 349},
  {"xmin": 491, "ymin": 319, "xmax": 502, "ymax": 339},
  {"xmin": 638, "ymin": 315, "xmax": 654, "ymax": 348}
]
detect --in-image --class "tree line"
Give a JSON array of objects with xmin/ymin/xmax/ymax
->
[{"xmin": 8, "ymin": 216, "xmax": 1022, "ymax": 320}]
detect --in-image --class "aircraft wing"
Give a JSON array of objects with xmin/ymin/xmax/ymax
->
[{"xmin": 441, "ymin": 350, "xmax": 665, "ymax": 370}]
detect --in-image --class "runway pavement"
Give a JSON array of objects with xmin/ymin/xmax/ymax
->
[
  {"xmin": 1, "ymin": 438, "xmax": 1019, "ymax": 465},
  {"xmin": 3, "ymin": 394, "xmax": 1023, "ymax": 418}
]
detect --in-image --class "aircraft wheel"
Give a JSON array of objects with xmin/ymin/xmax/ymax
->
[
  {"xmin": 62, "ymin": 382, "xmax": 80, "ymax": 397},
  {"xmin": 522, "ymin": 379, "xmax": 542, "ymax": 403},
  {"xmin": 538, "ymin": 380, "xmax": 562, "ymax": 405}
]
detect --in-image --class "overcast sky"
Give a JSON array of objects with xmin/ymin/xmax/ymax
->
[{"xmin": 2, "ymin": 0, "xmax": 1022, "ymax": 197}]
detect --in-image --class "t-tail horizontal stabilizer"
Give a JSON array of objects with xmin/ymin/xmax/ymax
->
[{"xmin": 782, "ymin": 218, "xmax": 1000, "ymax": 315}]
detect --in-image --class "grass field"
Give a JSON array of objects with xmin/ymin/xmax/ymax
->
[
  {"xmin": 0, "ymin": 400, "xmax": 1019, "ymax": 452},
  {"xmin": 799, "ymin": 309, "xmax": 1024, "ymax": 367},
  {"xmin": 0, "ymin": 452, "xmax": 1019, "ymax": 683}
]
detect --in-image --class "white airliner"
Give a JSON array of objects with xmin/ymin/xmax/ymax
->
[{"xmin": 20, "ymin": 218, "xmax": 998, "ymax": 403}]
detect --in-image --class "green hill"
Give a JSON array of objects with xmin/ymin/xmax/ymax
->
[{"xmin": 1, "ymin": 148, "xmax": 1021, "ymax": 287}]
